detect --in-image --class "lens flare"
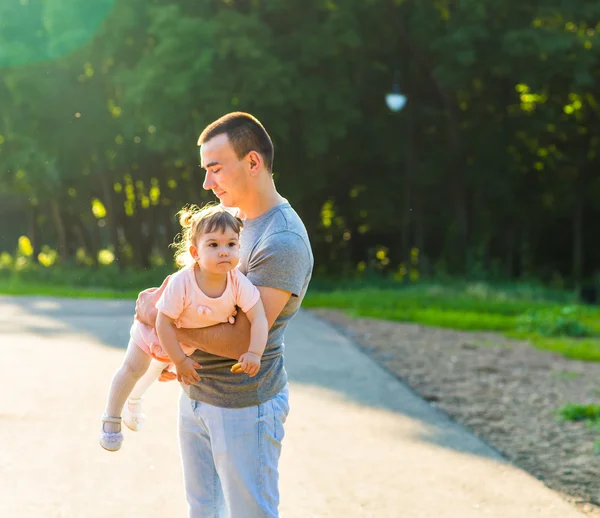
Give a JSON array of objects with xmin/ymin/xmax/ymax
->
[{"xmin": 0, "ymin": 0, "xmax": 116, "ymax": 67}]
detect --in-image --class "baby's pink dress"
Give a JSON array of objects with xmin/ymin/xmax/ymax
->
[{"xmin": 130, "ymin": 266, "xmax": 260, "ymax": 362}]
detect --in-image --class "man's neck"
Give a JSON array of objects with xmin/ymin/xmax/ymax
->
[{"xmin": 238, "ymin": 183, "xmax": 286, "ymax": 220}]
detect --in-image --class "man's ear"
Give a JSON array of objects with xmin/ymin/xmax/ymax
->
[{"xmin": 246, "ymin": 150, "xmax": 262, "ymax": 176}]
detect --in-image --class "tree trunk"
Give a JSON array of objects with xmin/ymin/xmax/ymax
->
[
  {"xmin": 573, "ymin": 173, "xmax": 585, "ymax": 290},
  {"xmin": 413, "ymin": 191, "xmax": 427, "ymax": 277},
  {"xmin": 139, "ymin": 208, "xmax": 154, "ymax": 269},
  {"xmin": 519, "ymin": 227, "xmax": 531, "ymax": 278},
  {"xmin": 505, "ymin": 225, "xmax": 515, "ymax": 278},
  {"xmin": 100, "ymin": 172, "xmax": 123, "ymax": 268},
  {"xmin": 402, "ymin": 92, "xmax": 414, "ymax": 282},
  {"xmin": 28, "ymin": 204, "xmax": 39, "ymax": 258},
  {"xmin": 73, "ymin": 217, "xmax": 99, "ymax": 266},
  {"xmin": 161, "ymin": 202, "xmax": 176, "ymax": 256},
  {"xmin": 49, "ymin": 199, "xmax": 68, "ymax": 261},
  {"xmin": 124, "ymin": 208, "xmax": 151, "ymax": 269},
  {"xmin": 446, "ymin": 102, "xmax": 469, "ymax": 274}
]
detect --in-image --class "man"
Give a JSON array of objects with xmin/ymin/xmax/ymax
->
[{"xmin": 136, "ymin": 112, "xmax": 313, "ymax": 518}]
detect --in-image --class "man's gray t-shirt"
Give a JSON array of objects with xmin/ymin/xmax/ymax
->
[{"xmin": 185, "ymin": 201, "xmax": 313, "ymax": 408}]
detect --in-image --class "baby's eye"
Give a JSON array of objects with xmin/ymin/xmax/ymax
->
[
  {"xmin": 228, "ymin": 242, "xmax": 237, "ymax": 247},
  {"xmin": 208, "ymin": 243, "xmax": 218, "ymax": 247}
]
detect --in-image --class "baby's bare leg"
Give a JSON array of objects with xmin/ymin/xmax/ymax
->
[{"xmin": 103, "ymin": 340, "xmax": 152, "ymax": 432}]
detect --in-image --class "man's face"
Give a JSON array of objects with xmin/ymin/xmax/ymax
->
[{"xmin": 200, "ymin": 134, "xmax": 248, "ymax": 208}]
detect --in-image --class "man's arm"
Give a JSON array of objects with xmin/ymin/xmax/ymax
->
[{"xmin": 175, "ymin": 286, "xmax": 292, "ymax": 359}]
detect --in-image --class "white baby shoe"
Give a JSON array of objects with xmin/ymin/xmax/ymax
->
[
  {"xmin": 123, "ymin": 398, "xmax": 146, "ymax": 432},
  {"xmin": 99, "ymin": 416, "xmax": 123, "ymax": 452}
]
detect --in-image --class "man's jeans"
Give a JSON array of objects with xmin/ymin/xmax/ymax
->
[{"xmin": 178, "ymin": 385, "xmax": 290, "ymax": 518}]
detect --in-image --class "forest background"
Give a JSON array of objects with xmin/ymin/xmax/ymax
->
[{"xmin": 1, "ymin": 0, "xmax": 600, "ymax": 295}]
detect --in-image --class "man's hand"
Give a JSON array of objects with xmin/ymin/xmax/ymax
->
[{"xmin": 135, "ymin": 276, "xmax": 171, "ymax": 326}]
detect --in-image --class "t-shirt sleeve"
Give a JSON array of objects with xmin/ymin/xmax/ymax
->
[
  {"xmin": 155, "ymin": 271, "xmax": 187, "ymax": 320},
  {"xmin": 232, "ymin": 270, "xmax": 261, "ymax": 313},
  {"xmin": 246, "ymin": 231, "xmax": 312, "ymax": 297}
]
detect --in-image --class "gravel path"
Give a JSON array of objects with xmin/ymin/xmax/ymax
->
[{"xmin": 312, "ymin": 309, "xmax": 600, "ymax": 517}]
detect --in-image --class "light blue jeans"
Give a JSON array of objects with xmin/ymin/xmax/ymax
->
[{"xmin": 178, "ymin": 385, "xmax": 290, "ymax": 518}]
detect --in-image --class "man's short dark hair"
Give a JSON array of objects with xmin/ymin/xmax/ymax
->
[{"xmin": 197, "ymin": 112, "xmax": 274, "ymax": 172}]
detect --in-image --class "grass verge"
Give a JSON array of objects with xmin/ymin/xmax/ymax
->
[
  {"xmin": 303, "ymin": 283, "xmax": 600, "ymax": 363},
  {"xmin": 3, "ymin": 275, "xmax": 600, "ymax": 363},
  {"xmin": 0, "ymin": 279, "xmax": 139, "ymax": 299}
]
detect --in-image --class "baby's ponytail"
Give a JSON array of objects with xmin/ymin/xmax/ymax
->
[{"xmin": 177, "ymin": 205, "xmax": 198, "ymax": 229}]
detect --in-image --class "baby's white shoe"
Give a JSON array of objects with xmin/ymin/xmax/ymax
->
[
  {"xmin": 99, "ymin": 416, "xmax": 123, "ymax": 452},
  {"xmin": 123, "ymin": 398, "xmax": 146, "ymax": 432}
]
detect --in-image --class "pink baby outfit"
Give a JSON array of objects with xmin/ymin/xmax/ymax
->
[{"xmin": 130, "ymin": 266, "xmax": 260, "ymax": 362}]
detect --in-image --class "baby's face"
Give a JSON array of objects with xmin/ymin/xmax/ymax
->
[{"xmin": 192, "ymin": 228, "xmax": 240, "ymax": 274}]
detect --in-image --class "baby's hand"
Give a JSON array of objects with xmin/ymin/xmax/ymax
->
[
  {"xmin": 237, "ymin": 352, "xmax": 261, "ymax": 377},
  {"xmin": 174, "ymin": 357, "xmax": 202, "ymax": 385}
]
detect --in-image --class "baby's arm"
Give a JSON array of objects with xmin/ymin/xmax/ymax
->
[
  {"xmin": 156, "ymin": 312, "xmax": 202, "ymax": 385},
  {"xmin": 236, "ymin": 300, "xmax": 268, "ymax": 377}
]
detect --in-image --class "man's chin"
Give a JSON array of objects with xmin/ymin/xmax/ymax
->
[
  {"xmin": 219, "ymin": 200, "xmax": 232, "ymax": 207},
  {"xmin": 218, "ymin": 198, "xmax": 235, "ymax": 208}
]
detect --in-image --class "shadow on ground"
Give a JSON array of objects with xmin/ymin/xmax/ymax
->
[{"xmin": 0, "ymin": 294, "xmax": 502, "ymax": 462}]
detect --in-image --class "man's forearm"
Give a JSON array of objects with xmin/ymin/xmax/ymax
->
[{"xmin": 175, "ymin": 311, "xmax": 251, "ymax": 360}]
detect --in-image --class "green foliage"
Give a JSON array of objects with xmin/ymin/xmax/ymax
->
[
  {"xmin": 515, "ymin": 306, "xmax": 596, "ymax": 337},
  {"xmin": 0, "ymin": 280, "xmax": 139, "ymax": 300},
  {"xmin": 0, "ymin": 0, "xmax": 116, "ymax": 66},
  {"xmin": 551, "ymin": 371, "xmax": 580, "ymax": 380},
  {"xmin": 525, "ymin": 336, "xmax": 600, "ymax": 362},
  {"xmin": 2, "ymin": 0, "xmax": 600, "ymax": 280},
  {"xmin": 0, "ymin": 263, "xmax": 171, "ymax": 292},
  {"xmin": 304, "ymin": 282, "xmax": 566, "ymax": 332},
  {"xmin": 305, "ymin": 280, "xmax": 600, "ymax": 362},
  {"xmin": 559, "ymin": 404, "xmax": 600, "ymax": 423}
]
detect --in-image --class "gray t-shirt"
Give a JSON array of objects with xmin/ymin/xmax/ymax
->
[{"xmin": 185, "ymin": 201, "xmax": 313, "ymax": 407}]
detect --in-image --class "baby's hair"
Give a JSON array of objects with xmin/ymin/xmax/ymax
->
[{"xmin": 171, "ymin": 203, "xmax": 243, "ymax": 268}]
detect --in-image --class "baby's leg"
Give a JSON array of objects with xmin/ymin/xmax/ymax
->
[
  {"xmin": 123, "ymin": 359, "xmax": 170, "ymax": 431},
  {"xmin": 129, "ymin": 359, "xmax": 169, "ymax": 399},
  {"xmin": 103, "ymin": 340, "xmax": 152, "ymax": 432}
]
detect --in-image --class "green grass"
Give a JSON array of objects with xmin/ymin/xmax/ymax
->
[
  {"xmin": 551, "ymin": 371, "xmax": 580, "ymax": 380},
  {"xmin": 304, "ymin": 282, "xmax": 600, "ymax": 362},
  {"xmin": 0, "ymin": 264, "xmax": 169, "ymax": 299},
  {"xmin": 558, "ymin": 404, "xmax": 600, "ymax": 452},
  {"xmin": 345, "ymin": 306, "xmax": 516, "ymax": 331},
  {"xmin": 304, "ymin": 284, "xmax": 571, "ymax": 330},
  {"xmin": 526, "ymin": 336, "xmax": 600, "ymax": 362},
  {"xmin": 3, "ymin": 270, "xmax": 600, "ymax": 363},
  {"xmin": 0, "ymin": 280, "xmax": 139, "ymax": 299},
  {"xmin": 559, "ymin": 403, "xmax": 600, "ymax": 422}
]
